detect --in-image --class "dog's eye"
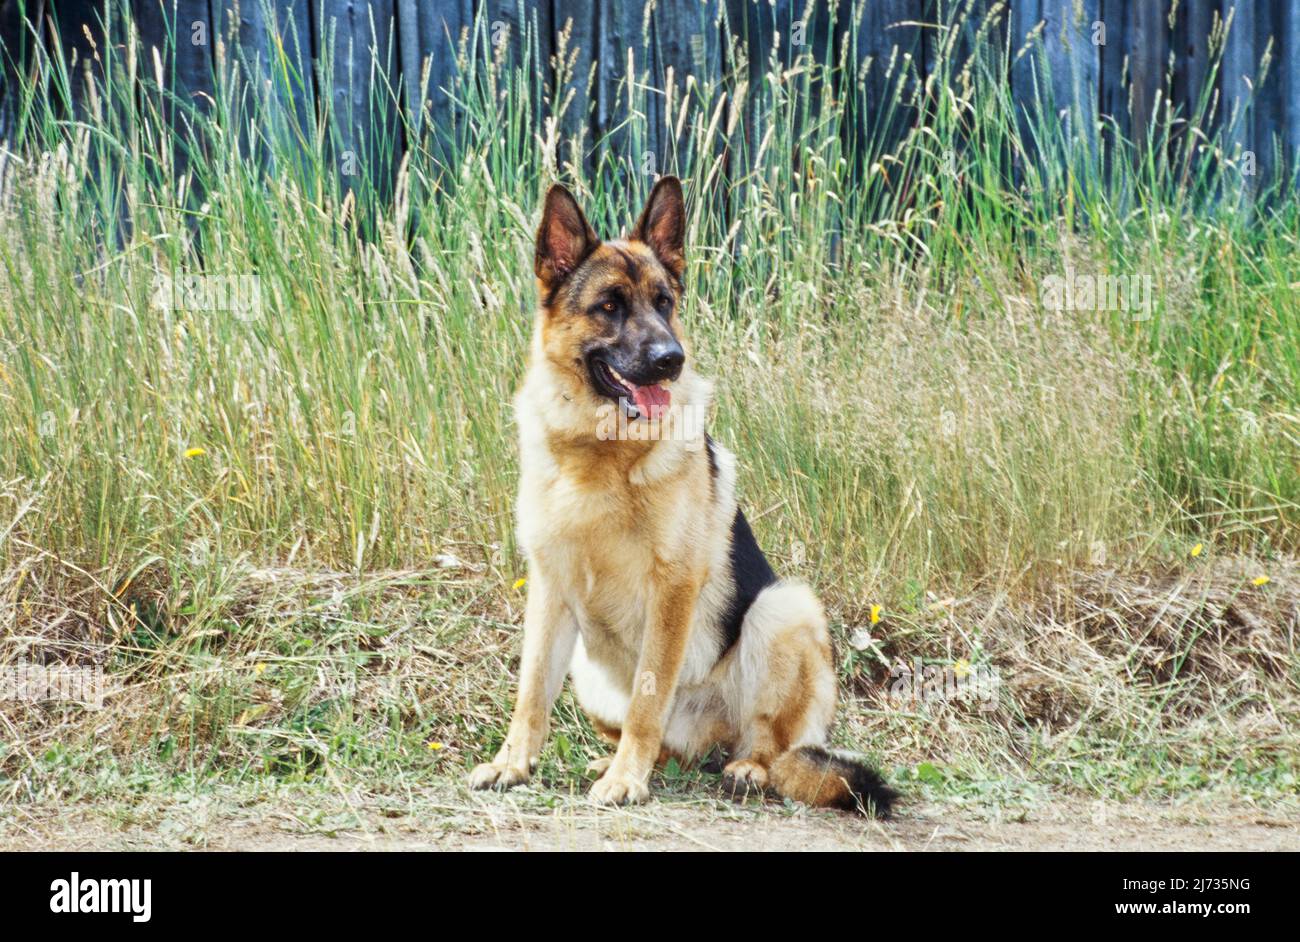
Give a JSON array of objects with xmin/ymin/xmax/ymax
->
[
  {"xmin": 601, "ymin": 300, "xmax": 618, "ymax": 314},
  {"xmin": 655, "ymin": 294, "xmax": 671, "ymax": 311}
]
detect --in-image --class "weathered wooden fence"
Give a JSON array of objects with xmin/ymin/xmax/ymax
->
[{"xmin": 2, "ymin": 1, "xmax": 1299, "ymax": 196}]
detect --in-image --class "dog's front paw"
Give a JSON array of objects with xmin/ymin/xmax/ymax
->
[
  {"xmin": 468, "ymin": 760, "xmax": 530, "ymax": 791},
  {"xmin": 722, "ymin": 759, "xmax": 769, "ymax": 798},
  {"xmin": 589, "ymin": 766, "xmax": 650, "ymax": 806}
]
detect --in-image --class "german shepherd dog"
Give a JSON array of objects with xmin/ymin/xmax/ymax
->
[{"xmin": 468, "ymin": 177, "xmax": 894, "ymax": 816}]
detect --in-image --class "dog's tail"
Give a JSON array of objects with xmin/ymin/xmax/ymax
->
[{"xmin": 769, "ymin": 745, "xmax": 896, "ymax": 818}]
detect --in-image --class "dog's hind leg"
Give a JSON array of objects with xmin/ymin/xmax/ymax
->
[
  {"xmin": 721, "ymin": 582, "xmax": 896, "ymax": 815},
  {"xmin": 719, "ymin": 581, "xmax": 837, "ymax": 796},
  {"xmin": 719, "ymin": 580, "xmax": 895, "ymax": 815}
]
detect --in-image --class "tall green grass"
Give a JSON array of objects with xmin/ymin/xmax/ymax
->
[{"xmin": 0, "ymin": 2, "xmax": 1295, "ymax": 614}]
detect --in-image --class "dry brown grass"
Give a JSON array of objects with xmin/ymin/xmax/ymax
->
[{"xmin": 2, "ymin": 547, "xmax": 1295, "ymax": 807}]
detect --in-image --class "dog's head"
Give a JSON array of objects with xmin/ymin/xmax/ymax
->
[{"xmin": 532, "ymin": 177, "xmax": 688, "ymax": 421}]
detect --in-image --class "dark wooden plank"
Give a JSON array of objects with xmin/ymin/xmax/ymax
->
[
  {"xmin": 478, "ymin": 0, "xmax": 531, "ymax": 67},
  {"xmin": 206, "ymin": 0, "xmax": 314, "ymax": 173},
  {"xmin": 1097, "ymin": 0, "xmax": 1128, "ymax": 187},
  {"xmin": 1221, "ymin": 0, "xmax": 1255, "ymax": 163},
  {"xmin": 1097, "ymin": 0, "xmax": 1128, "ymax": 153},
  {"xmin": 1171, "ymin": 0, "xmax": 1215, "ymax": 131},
  {"xmin": 550, "ymin": 0, "xmax": 596, "ymax": 180},
  {"xmin": 387, "ymin": 0, "xmax": 477, "ymax": 257},
  {"xmin": 395, "ymin": 0, "xmax": 423, "ymax": 129},
  {"xmin": 0, "ymin": 0, "xmax": 46, "ymax": 142},
  {"xmin": 1009, "ymin": 0, "xmax": 1042, "ymax": 159},
  {"xmin": 730, "ymin": 0, "xmax": 796, "ymax": 180},
  {"xmin": 826, "ymin": 0, "xmax": 920, "ymax": 181},
  {"xmin": 593, "ymin": 0, "xmax": 650, "ymax": 191},
  {"xmin": 132, "ymin": 0, "xmax": 217, "ymax": 125},
  {"xmin": 1040, "ymin": 0, "xmax": 1100, "ymax": 160},
  {"xmin": 647, "ymin": 0, "xmax": 725, "ymax": 185},
  {"xmin": 1004, "ymin": 0, "xmax": 1100, "ymax": 182},
  {"xmin": 212, "ymin": 0, "xmax": 272, "ymax": 163},
  {"xmin": 1124, "ymin": 0, "xmax": 1168, "ymax": 153},
  {"xmin": 1285, "ymin": 0, "xmax": 1300, "ymax": 181},
  {"xmin": 463, "ymin": 0, "xmax": 554, "ymax": 187},
  {"xmin": 928, "ymin": 0, "xmax": 1006, "ymax": 87},
  {"xmin": 267, "ymin": 0, "xmax": 316, "ymax": 144},
  {"xmin": 315, "ymin": 0, "xmax": 400, "ymax": 202},
  {"xmin": 840, "ymin": 0, "xmax": 924, "ymax": 167},
  {"xmin": 729, "ymin": 0, "xmax": 768, "ymax": 183},
  {"xmin": 589, "ymin": 0, "xmax": 732, "ymax": 204},
  {"xmin": 132, "ymin": 0, "xmax": 217, "ymax": 213},
  {"xmin": 52, "ymin": 0, "xmax": 113, "ymax": 120},
  {"xmin": 505, "ymin": 0, "xmax": 556, "ymax": 176},
  {"xmin": 1252, "ymin": 0, "xmax": 1285, "ymax": 189},
  {"xmin": 396, "ymin": 0, "xmax": 470, "ymax": 162},
  {"xmin": 923, "ymin": 0, "xmax": 1011, "ymax": 215}
]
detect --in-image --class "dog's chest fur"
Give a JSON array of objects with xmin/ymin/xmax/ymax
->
[
  {"xmin": 519, "ymin": 440, "xmax": 695, "ymax": 661},
  {"xmin": 514, "ymin": 366, "xmax": 734, "ymax": 686}
]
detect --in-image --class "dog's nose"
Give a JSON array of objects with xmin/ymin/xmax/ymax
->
[{"xmin": 647, "ymin": 341, "xmax": 684, "ymax": 380}]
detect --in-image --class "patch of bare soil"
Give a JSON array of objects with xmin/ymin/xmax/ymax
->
[{"xmin": 3, "ymin": 789, "xmax": 1296, "ymax": 851}]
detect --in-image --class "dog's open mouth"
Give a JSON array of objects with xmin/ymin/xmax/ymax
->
[{"xmin": 591, "ymin": 358, "xmax": 671, "ymax": 420}]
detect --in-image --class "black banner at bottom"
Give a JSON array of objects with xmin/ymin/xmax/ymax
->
[{"xmin": 3, "ymin": 850, "xmax": 1286, "ymax": 928}]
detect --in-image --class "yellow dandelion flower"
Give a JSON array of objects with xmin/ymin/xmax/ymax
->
[
  {"xmin": 1252, "ymin": 575, "xmax": 1270, "ymax": 587},
  {"xmin": 426, "ymin": 741, "xmax": 443, "ymax": 752},
  {"xmin": 953, "ymin": 659, "xmax": 971, "ymax": 679},
  {"xmin": 184, "ymin": 447, "xmax": 206, "ymax": 459},
  {"xmin": 1190, "ymin": 543, "xmax": 1203, "ymax": 558},
  {"xmin": 870, "ymin": 604, "xmax": 882, "ymax": 625},
  {"xmin": 253, "ymin": 662, "xmax": 267, "ymax": 676},
  {"xmin": 512, "ymin": 577, "xmax": 527, "ymax": 590}
]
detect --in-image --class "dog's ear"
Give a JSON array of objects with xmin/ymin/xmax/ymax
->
[
  {"xmin": 630, "ymin": 176, "xmax": 685, "ymax": 283},
  {"xmin": 535, "ymin": 185, "xmax": 599, "ymax": 293}
]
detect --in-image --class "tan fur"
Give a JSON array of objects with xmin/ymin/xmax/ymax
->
[{"xmin": 468, "ymin": 180, "xmax": 879, "ymax": 813}]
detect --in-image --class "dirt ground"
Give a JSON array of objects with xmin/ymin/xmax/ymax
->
[{"xmin": 4, "ymin": 787, "xmax": 1297, "ymax": 851}]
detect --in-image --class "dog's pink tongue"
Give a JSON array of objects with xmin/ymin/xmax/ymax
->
[{"xmin": 629, "ymin": 382, "xmax": 671, "ymax": 418}]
